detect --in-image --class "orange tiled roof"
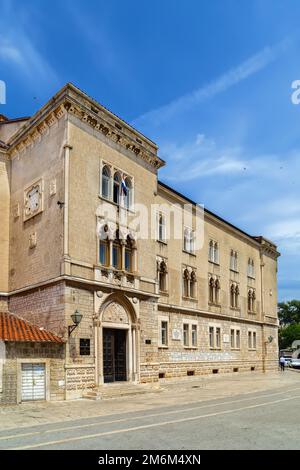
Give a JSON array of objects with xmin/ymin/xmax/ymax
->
[{"xmin": 0, "ymin": 312, "xmax": 64, "ymax": 343}]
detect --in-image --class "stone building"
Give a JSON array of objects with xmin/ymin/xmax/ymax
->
[{"xmin": 0, "ymin": 84, "xmax": 280, "ymax": 403}]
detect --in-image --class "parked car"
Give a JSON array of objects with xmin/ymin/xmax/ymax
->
[
  {"xmin": 284, "ymin": 357, "xmax": 293, "ymax": 366},
  {"xmin": 290, "ymin": 358, "xmax": 300, "ymax": 369}
]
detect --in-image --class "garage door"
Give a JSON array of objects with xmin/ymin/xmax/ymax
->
[{"xmin": 21, "ymin": 363, "xmax": 46, "ymax": 401}]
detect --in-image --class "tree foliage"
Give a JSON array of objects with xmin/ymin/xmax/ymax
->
[{"xmin": 278, "ymin": 300, "xmax": 300, "ymax": 349}]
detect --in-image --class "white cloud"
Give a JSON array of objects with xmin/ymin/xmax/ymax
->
[{"xmin": 133, "ymin": 37, "xmax": 291, "ymax": 127}]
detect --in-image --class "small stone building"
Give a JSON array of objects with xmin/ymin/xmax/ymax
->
[{"xmin": 0, "ymin": 311, "xmax": 65, "ymax": 404}]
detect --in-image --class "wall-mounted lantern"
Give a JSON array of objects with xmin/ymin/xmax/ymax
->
[{"xmin": 68, "ymin": 309, "xmax": 83, "ymax": 336}]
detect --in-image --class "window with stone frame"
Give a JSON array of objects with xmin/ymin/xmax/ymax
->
[
  {"xmin": 183, "ymin": 227, "xmax": 195, "ymax": 254},
  {"xmin": 191, "ymin": 324, "xmax": 197, "ymax": 347},
  {"xmin": 248, "ymin": 289, "xmax": 256, "ymax": 312},
  {"xmin": 99, "ymin": 239, "xmax": 109, "ymax": 266},
  {"xmin": 160, "ymin": 320, "xmax": 169, "ymax": 346},
  {"xmin": 209, "ymin": 325, "xmax": 221, "ymax": 349},
  {"xmin": 157, "ymin": 212, "xmax": 167, "ymax": 243},
  {"xmin": 230, "ymin": 328, "xmax": 241, "ymax": 349},
  {"xmin": 183, "ymin": 268, "xmax": 197, "ymax": 299},
  {"xmin": 183, "ymin": 323, "xmax": 189, "ymax": 347},
  {"xmin": 209, "ymin": 276, "xmax": 220, "ymax": 305},
  {"xmin": 247, "ymin": 258, "xmax": 255, "ymax": 278},
  {"xmin": 230, "ymin": 283, "xmax": 239, "ymax": 308},
  {"xmin": 248, "ymin": 330, "xmax": 257, "ymax": 349},
  {"xmin": 230, "ymin": 250, "xmax": 238, "ymax": 272},
  {"xmin": 101, "ymin": 165, "xmax": 111, "ymax": 199},
  {"xmin": 209, "ymin": 240, "xmax": 219, "ymax": 264}
]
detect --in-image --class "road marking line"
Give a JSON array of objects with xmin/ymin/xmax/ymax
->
[
  {"xmin": 1, "ymin": 387, "xmax": 300, "ymax": 442},
  {"xmin": 10, "ymin": 395, "xmax": 300, "ymax": 450}
]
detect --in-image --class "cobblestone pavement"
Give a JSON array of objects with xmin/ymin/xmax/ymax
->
[{"xmin": 0, "ymin": 370, "xmax": 298, "ymax": 432}]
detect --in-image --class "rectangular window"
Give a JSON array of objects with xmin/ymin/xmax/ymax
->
[
  {"xmin": 253, "ymin": 331, "xmax": 257, "ymax": 349},
  {"xmin": 112, "ymin": 244, "xmax": 120, "ymax": 269},
  {"xmin": 230, "ymin": 329, "xmax": 235, "ymax": 349},
  {"xmin": 161, "ymin": 321, "xmax": 168, "ymax": 346},
  {"xmin": 191, "ymin": 324, "xmax": 197, "ymax": 347},
  {"xmin": 209, "ymin": 326, "xmax": 214, "ymax": 348},
  {"xmin": 183, "ymin": 324, "xmax": 189, "ymax": 347},
  {"xmin": 99, "ymin": 240, "xmax": 108, "ymax": 266},
  {"xmin": 248, "ymin": 331, "xmax": 252, "ymax": 349},
  {"xmin": 80, "ymin": 338, "xmax": 90, "ymax": 356},
  {"xmin": 125, "ymin": 248, "xmax": 131, "ymax": 272},
  {"xmin": 216, "ymin": 327, "xmax": 221, "ymax": 348},
  {"xmin": 236, "ymin": 329, "xmax": 240, "ymax": 349}
]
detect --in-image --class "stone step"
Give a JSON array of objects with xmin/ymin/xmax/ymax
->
[{"xmin": 82, "ymin": 383, "xmax": 161, "ymax": 400}]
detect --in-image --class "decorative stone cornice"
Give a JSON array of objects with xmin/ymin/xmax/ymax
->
[
  {"xmin": 9, "ymin": 105, "xmax": 67, "ymax": 159},
  {"xmin": 63, "ymin": 99, "xmax": 164, "ymax": 170}
]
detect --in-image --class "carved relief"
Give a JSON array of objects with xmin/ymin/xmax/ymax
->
[
  {"xmin": 102, "ymin": 302, "xmax": 129, "ymax": 324},
  {"xmin": 24, "ymin": 178, "xmax": 43, "ymax": 221}
]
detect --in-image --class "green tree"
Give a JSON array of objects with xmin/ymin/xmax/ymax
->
[
  {"xmin": 278, "ymin": 300, "xmax": 300, "ymax": 326},
  {"xmin": 279, "ymin": 323, "xmax": 300, "ymax": 350}
]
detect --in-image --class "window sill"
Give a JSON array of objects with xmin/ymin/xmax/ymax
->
[
  {"xmin": 157, "ymin": 239, "xmax": 168, "ymax": 246},
  {"xmin": 208, "ymin": 260, "xmax": 220, "ymax": 266},
  {"xmin": 182, "ymin": 296, "xmax": 198, "ymax": 302},
  {"xmin": 208, "ymin": 302, "xmax": 221, "ymax": 307},
  {"xmin": 230, "ymin": 307, "xmax": 241, "ymax": 312},
  {"xmin": 248, "ymin": 310, "xmax": 256, "ymax": 315},
  {"xmin": 182, "ymin": 249, "xmax": 196, "ymax": 257},
  {"xmin": 247, "ymin": 275, "xmax": 256, "ymax": 280},
  {"xmin": 231, "ymin": 348, "xmax": 241, "ymax": 351},
  {"xmin": 159, "ymin": 290, "xmax": 169, "ymax": 297},
  {"xmin": 158, "ymin": 345, "xmax": 169, "ymax": 349},
  {"xmin": 209, "ymin": 347, "xmax": 221, "ymax": 351},
  {"xmin": 248, "ymin": 348, "xmax": 257, "ymax": 351},
  {"xmin": 98, "ymin": 195, "xmax": 135, "ymax": 214},
  {"xmin": 184, "ymin": 346, "xmax": 198, "ymax": 350},
  {"xmin": 230, "ymin": 269, "xmax": 239, "ymax": 274}
]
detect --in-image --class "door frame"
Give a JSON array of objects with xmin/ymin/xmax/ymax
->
[
  {"xmin": 103, "ymin": 327, "xmax": 128, "ymax": 383},
  {"xmin": 17, "ymin": 358, "xmax": 50, "ymax": 403}
]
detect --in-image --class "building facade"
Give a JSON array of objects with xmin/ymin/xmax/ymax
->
[{"xmin": 0, "ymin": 84, "xmax": 280, "ymax": 403}]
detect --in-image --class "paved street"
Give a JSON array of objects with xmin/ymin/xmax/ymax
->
[{"xmin": 0, "ymin": 371, "xmax": 299, "ymax": 450}]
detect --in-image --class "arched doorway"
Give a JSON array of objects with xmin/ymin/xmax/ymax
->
[{"xmin": 96, "ymin": 294, "xmax": 139, "ymax": 385}]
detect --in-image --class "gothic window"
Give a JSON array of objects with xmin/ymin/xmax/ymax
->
[
  {"xmin": 99, "ymin": 239, "xmax": 109, "ymax": 266},
  {"xmin": 248, "ymin": 289, "xmax": 256, "ymax": 312},
  {"xmin": 190, "ymin": 270, "xmax": 197, "ymax": 298},
  {"xmin": 125, "ymin": 235, "xmax": 134, "ymax": 272},
  {"xmin": 158, "ymin": 213, "xmax": 166, "ymax": 242},
  {"xmin": 124, "ymin": 177, "xmax": 132, "ymax": 210},
  {"xmin": 209, "ymin": 240, "xmax": 219, "ymax": 263},
  {"xmin": 247, "ymin": 258, "xmax": 255, "ymax": 278},
  {"xmin": 209, "ymin": 277, "xmax": 220, "ymax": 304},
  {"xmin": 230, "ymin": 250, "xmax": 238, "ymax": 271},
  {"xmin": 113, "ymin": 171, "xmax": 121, "ymax": 204},
  {"xmin": 183, "ymin": 268, "xmax": 190, "ymax": 297},
  {"xmin": 209, "ymin": 277, "xmax": 215, "ymax": 303},
  {"xmin": 230, "ymin": 283, "xmax": 239, "ymax": 308},
  {"xmin": 101, "ymin": 165, "xmax": 111, "ymax": 199},
  {"xmin": 158, "ymin": 260, "xmax": 168, "ymax": 292},
  {"xmin": 184, "ymin": 228, "xmax": 195, "ymax": 253}
]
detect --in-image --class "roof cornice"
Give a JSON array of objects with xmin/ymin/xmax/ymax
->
[{"xmin": 7, "ymin": 83, "xmax": 165, "ymax": 171}]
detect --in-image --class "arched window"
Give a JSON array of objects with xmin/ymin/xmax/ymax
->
[
  {"xmin": 125, "ymin": 235, "xmax": 133, "ymax": 272},
  {"xmin": 209, "ymin": 241, "xmax": 214, "ymax": 262},
  {"xmin": 214, "ymin": 242, "xmax": 219, "ymax": 264},
  {"xmin": 190, "ymin": 270, "xmax": 197, "ymax": 298},
  {"xmin": 235, "ymin": 285, "xmax": 239, "ymax": 308},
  {"xmin": 124, "ymin": 177, "xmax": 132, "ymax": 210},
  {"xmin": 101, "ymin": 165, "xmax": 111, "ymax": 199},
  {"xmin": 112, "ymin": 230, "xmax": 121, "ymax": 269},
  {"xmin": 248, "ymin": 289, "xmax": 256, "ymax": 312},
  {"xmin": 215, "ymin": 278, "xmax": 220, "ymax": 304},
  {"xmin": 113, "ymin": 172, "xmax": 121, "ymax": 204},
  {"xmin": 158, "ymin": 260, "xmax": 168, "ymax": 292},
  {"xmin": 209, "ymin": 277, "xmax": 215, "ymax": 303},
  {"xmin": 183, "ymin": 268, "xmax": 190, "ymax": 297},
  {"xmin": 230, "ymin": 284, "xmax": 235, "ymax": 308},
  {"xmin": 158, "ymin": 213, "xmax": 166, "ymax": 242}
]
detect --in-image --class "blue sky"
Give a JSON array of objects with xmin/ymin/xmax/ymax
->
[{"xmin": 1, "ymin": 0, "xmax": 300, "ymax": 300}]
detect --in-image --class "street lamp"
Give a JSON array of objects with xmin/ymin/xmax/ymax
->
[{"xmin": 68, "ymin": 309, "xmax": 83, "ymax": 336}]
